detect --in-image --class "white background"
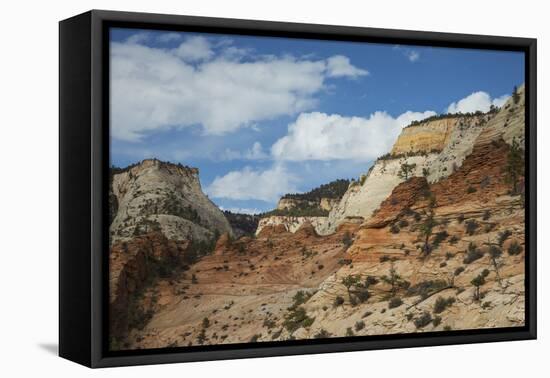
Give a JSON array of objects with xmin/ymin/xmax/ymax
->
[{"xmin": 0, "ymin": 0, "xmax": 546, "ymax": 376}]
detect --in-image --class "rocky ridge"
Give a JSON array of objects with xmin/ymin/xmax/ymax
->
[{"xmin": 110, "ymin": 159, "xmax": 233, "ymax": 245}]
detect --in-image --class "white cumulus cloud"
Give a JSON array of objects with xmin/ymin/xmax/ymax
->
[
  {"xmin": 206, "ymin": 164, "xmax": 298, "ymax": 202},
  {"xmin": 111, "ymin": 36, "xmax": 369, "ymax": 141},
  {"xmin": 271, "ymin": 110, "xmax": 436, "ymax": 161},
  {"xmin": 446, "ymin": 91, "xmax": 510, "ymax": 114},
  {"xmin": 326, "ymin": 55, "xmax": 369, "ymax": 78}
]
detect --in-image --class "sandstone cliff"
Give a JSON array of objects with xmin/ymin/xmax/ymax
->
[
  {"xmin": 319, "ymin": 113, "xmax": 493, "ymax": 235},
  {"xmin": 110, "ymin": 159, "xmax": 233, "ymax": 244}
]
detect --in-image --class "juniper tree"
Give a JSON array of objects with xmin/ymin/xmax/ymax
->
[
  {"xmin": 398, "ymin": 162, "xmax": 417, "ymax": 181},
  {"xmin": 504, "ymin": 138, "xmax": 524, "ymax": 195}
]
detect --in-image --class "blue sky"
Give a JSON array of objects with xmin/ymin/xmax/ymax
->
[{"xmin": 109, "ymin": 28, "xmax": 524, "ymax": 214}]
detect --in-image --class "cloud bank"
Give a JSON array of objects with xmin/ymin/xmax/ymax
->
[
  {"xmin": 270, "ymin": 110, "xmax": 436, "ymax": 161},
  {"xmin": 111, "ymin": 36, "xmax": 368, "ymax": 141},
  {"xmin": 206, "ymin": 165, "xmax": 298, "ymax": 202}
]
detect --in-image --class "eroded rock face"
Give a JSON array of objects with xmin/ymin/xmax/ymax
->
[
  {"xmin": 319, "ymin": 113, "xmax": 493, "ymax": 235},
  {"xmin": 110, "ymin": 232, "xmax": 190, "ymax": 340},
  {"xmin": 110, "ymin": 159, "xmax": 232, "ymax": 244},
  {"xmin": 255, "ymin": 216, "xmax": 328, "ymax": 236}
]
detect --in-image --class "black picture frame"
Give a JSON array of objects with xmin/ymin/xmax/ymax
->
[{"xmin": 59, "ymin": 9, "xmax": 537, "ymax": 368}]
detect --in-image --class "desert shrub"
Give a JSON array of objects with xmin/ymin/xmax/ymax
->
[
  {"xmin": 291, "ymin": 290, "xmax": 313, "ymax": 309},
  {"xmin": 463, "ymin": 242, "xmax": 484, "ymax": 264},
  {"xmin": 439, "ymin": 262, "xmax": 447, "ymax": 268},
  {"xmin": 449, "ymin": 235, "xmax": 459, "ymax": 245},
  {"xmin": 457, "ymin": 214, "xmax": 465, "ymax": 224},
  {"xmin": 433, "ymin": 296, "xmax": 456, "ymax": 314},
  {"xmin": 197, "ymin": 328, "xmax": 207, "ymax": 344},
  {"xmin": 249, "ymin": 334, "xmax": 261, "ymax": 342},
  {"xmin": 202, "ymin": 317, "xmax": 210, "ymax": 329},
  {"xmin": 454, "ymin": 266, "xmax": 465, "ymax": 276},
  {"xmin": 407, "ymin": 280, "xmax": 448, "ymax": 299},
  {"xmin": 355, "ymin": 289, "xmax": 370, "ymax": 303},
  {"xmin": 333, "ymin": 295, "xmax": 345, "ymax": 307},
  {"xmin": 379, "ymin": 255, "xmax": 391, "ymax": 263},
  {"xmin": 467, "ymin": 186, "xmax": 477, "ymax": 194},
  {"xmin": 346, "ymin": 327, "xmax": 354, "ymax": 337},
  {"xmin": 342, "ymin": 232, "xmax": 353, "ymax": 250},
  {"xmin": 362, "ymin": 311, "xmax": 373, "ymax": 318},
  {"xmin": 432, "ymin": 230, "xmax": 449, "ymax": 248},
  {"xmin": 398, "ymin": 219, "xmax": 409, "ymax": 228},
  {"xmin": 414, "ymin": 311, "xmax": 433, "ymax": 329},
  {"xmin": 388, "ymin": 297, "xmax": 403, "ymax": 309},
  {"xmin": 465, "ymin": 219, "xmax": 479, "ymax": 236},
  {"xmin": 482, "ymin": 301, "xmax": 492, "ymax": 309},
  {"xmin": 313, "ymin": 329, "xmax": 332, "ymax": 339},
  {"xmin": 390, "ymin": 224, "xmax": 400, "ymax": 234},
  {"xmin": 498, "ymin": 230, "xmax": 512, "ymax": 246},
  {"xmin": 414, "ymin": 212, "xmax": 422, "ymax": 222},
  {"xmin": 355, "ymin": 320, "xmax": 365, "ymax": 331},
  {"xmin": 406, "ymin": 313, "xmax": 414, "ymax": 321},
  {"xmin": 263, "ymin": 318, "xmax": 276, "ymax": 329},
  {"xmin": 508, "ymin": 241, "xmax": 522, "ymax": 255},
  {"xmin": 483, "ymin": 210, "xmax": 491, "ymax": 220},
  {"xmin": 443, "ymin": 325, "xmax": 452, "ymax": 331},
  {"xmin": 432, "ymin": 316, "xmax": 442, "ymax": 327},
  {"xmin": 445, "ymin": 252, "xmax": 454, "ymax": 260},
  {"xmin": 283, "ymin": 307, "xmax": 315, "ymax": 332}
]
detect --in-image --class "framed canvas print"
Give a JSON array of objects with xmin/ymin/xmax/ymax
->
[{"xmin": 59, "ymin": 10, "xmax": 536, "ymax": 368}]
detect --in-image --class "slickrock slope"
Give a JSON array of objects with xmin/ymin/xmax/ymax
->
[
  {"xmin": 273, "ymin": 94, "xmax": 525, "ymax": 339},
  {"xmin": 121, "ymin": 223, "xmax": 359, "ymax": 349},
  {"xmin": 110, "ymin": 159, "xmax": 232, "ymax": 244},
  {"xmin": 319, "ymin": 114, "xmax": 492, "ymax": 235}
]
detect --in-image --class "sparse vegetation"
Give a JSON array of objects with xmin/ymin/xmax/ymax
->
[
  {"xmin": 314, "ymin": 329, "xmax": 332, "ymax": 339},
  {"xmin": 483, "ymin": 210, "xmax": 491, "ymax": 220},
  {"xmin": 504, "ymin": 138, "xmax": 525, "ymax": 195},
  {"xmin": 333, "ymin": 296, "xmax": 345, "ymax": 307},
  {"xmin": 342, "ymin": 232, "xmax": 353, "ymax": 250},
  {"xmin": 471, "ymin": 272, "xmax": 486, "ymax": 301},
  {"xmin": 414, "ymin": 311, "xmax": 433, "ymax": 329},
  {"xmin": 283, "ymin": 307, "xmax": 315, "ymax": 333},
  {"xmin": 390, "ymin": 224, "xmax": 400, "ymax": 234},
  {"xmin": 498, "ymin": 230, "xmax": 512, "ymax": 247},
  {"xmin": 381, "ymin": 263, "xmax": 410, "ymax": 297},
  {"xmin": 419, "ymin": 213, "xmax": 437, "ymax": 256},
  {"xmin": 465, "ymin": 219, "xmax": 479, "ymax": 236},
  {"xmin": 508, "ymin": 241, "xmax": 522, "ymax": 255},
  {"xmin": 463, "ymin": 242, "xmax": 484, "ymax": 264},
  {"xmin": 388, "ymin": 297, "xmax": 403, "ymax": 309},
  {"xmin": 355, "ymin": 320, "xmax": 365, "ymax": 331},
  {"xmin": 397, "ymin": 162, "xmax": 417, "ymax": 181},
  {"xmin": 467, "ymin": 186, "xmax": 477, "ymax": 194},
  {"xmin": 454, "ymin": 266, "xmax": 465, "ymax": 276},
  {"xmin": 407, "ymin": 279, "xmax": 449, "ymax": 299},
  {"xmin": 433, "ymin": 296, "xmax": 456, "ymax": 313}
]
